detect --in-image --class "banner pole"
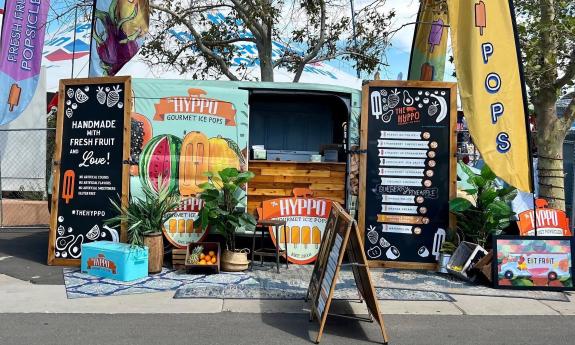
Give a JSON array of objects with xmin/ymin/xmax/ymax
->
[
  {"xmin": 88, "ymin": 0, "xmax": 97, "ymax": 77},
  {"xmin": 508, "ymin": 0, "xmax": 537, "ymax": 236}
]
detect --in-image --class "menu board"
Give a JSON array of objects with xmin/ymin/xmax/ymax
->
[
  {"xmin": 359, "ymin": 81, "xmax": 456, "ymax": 269},
  {"xmin": 307, "ymin": 203, "xmax": 388, "ymax": 344},
  {"xmin": 48, "ymin": 77, "xmax": 131, "ymax": 266}
]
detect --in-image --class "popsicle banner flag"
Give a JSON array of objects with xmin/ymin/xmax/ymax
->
[
  {"xmin": 448, "ymin": 0, "xmax": 532, "ymax": 192},
  {"xmin": 0, "ymin": 0, "xmax": 50, "ymax": 125},
  {"xmin": 408, "ymin": 0, "xmax": 449, "ymax": 81},
  {"xmin": 89, "ymin": 0, "xmax": 150, "ymax": 77}
]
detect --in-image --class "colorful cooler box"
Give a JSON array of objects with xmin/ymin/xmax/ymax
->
[{"xmin": 81, "ymin": 241, "xmax": 148, "ymax": 281}]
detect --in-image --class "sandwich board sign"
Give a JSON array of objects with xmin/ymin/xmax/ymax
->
[{"xmin": 307, "ymin": 202, "xmax": 389, "ymax": 344}]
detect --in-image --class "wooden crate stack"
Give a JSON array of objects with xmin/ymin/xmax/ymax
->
[{"xmin": 172, "ymin": 248, "xmax": 187, "ymax": 270}]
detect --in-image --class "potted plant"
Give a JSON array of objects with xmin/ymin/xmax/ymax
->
[
  {"xmin": 196, "ymin": 168, "xmax": 256, "ymax": 272},
  {"xmin": 449, "ymin": 163, "xmax": 517, "ymax": 248},
  {"xmin": 448, "ymin": 163, "xmax": 516, "ymax": 279},
  {"xmin": 106, "ymin": 177, "xmax": 179, "ymax": 273}
]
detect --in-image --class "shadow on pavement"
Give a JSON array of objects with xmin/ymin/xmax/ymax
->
[{"xmin": 0, "ymin": 229, "xmax": 65, "ymax": 284}]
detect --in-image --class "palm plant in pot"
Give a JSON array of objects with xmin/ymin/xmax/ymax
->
[
  {"xmin": 196, "ymin": 168, "xmax": 256, "ymax": 272},
  {"xmin": 105, "ymin": 177, "xmax": 179, "ymax": 273}
]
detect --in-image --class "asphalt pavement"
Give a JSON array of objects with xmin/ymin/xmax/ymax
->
[
  {"xmin": 0, "ymin": 229, "xmax": 64, "ymax": 284},
  {"xmin": 1, "ymin": 313, "xmax": 574, "ymax": 345}
]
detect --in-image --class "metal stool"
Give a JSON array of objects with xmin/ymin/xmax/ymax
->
[{"xmin": 251, "ymin": 219, "xmax": 289, "ymax": 273}]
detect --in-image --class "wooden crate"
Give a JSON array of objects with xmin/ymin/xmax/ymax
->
[{"xmin": 185, "ymin": 242, "xmax": 220, "ymax": 273}]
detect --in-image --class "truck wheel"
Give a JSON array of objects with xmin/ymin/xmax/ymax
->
[
  {"xmin": 548, "ymin": 272, "xmax": 558, "ymax": 281},
  {"xmin": 504, "ymin": 270, "xmax": 514, "ymax": 279}
]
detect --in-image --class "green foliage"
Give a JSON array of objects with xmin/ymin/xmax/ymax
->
[
  {"xmin": 196, "ymin": 168, "xmax": 257, "ymax": 251},
  {"xmin": 440, "ymin": 228, "xmax": 460, "ymax": 254},
  {"xmin": 105, "ymin": 177, "xmax": 180, "ymax": 247},
  {"xmin": 142, "ymin": 0, "xmax": 395, "ymax": 81},
  {"xmin": 449, "ymin": 163, "xmax": 517, "ymax": 248}
]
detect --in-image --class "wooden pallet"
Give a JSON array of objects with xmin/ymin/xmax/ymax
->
[{"xmin": 172, "ymin": 248, "xmax": 187, "ymax": 270}]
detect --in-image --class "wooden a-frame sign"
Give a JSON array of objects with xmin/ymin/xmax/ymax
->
[{"xmin": 306, "ymin": 203, "xmax": 389, "ymax": 344}]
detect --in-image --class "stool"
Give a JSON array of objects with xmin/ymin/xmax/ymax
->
[{"xmin": 251, "ymin": 219, "xmax": 289, "ymax": 273}]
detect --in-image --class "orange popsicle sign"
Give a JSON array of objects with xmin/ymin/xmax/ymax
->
[
  {"xmin": 475, "ymin": 1, "xmax": 486, "ymax": 36},
  {"xmin": 61, "ymin": 170, "xmax": 75, "ymax": 204},
  {"xmin": 7, "ymin": 84, "xmax": 22, "ymax": 111}
]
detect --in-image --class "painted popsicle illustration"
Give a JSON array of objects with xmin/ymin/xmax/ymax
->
[
  {"xmin": 475, "ymin": 1, "xmax": 486, "ymax": 36},
  {"xmin": 7, "ymin": 84, "xmax": 22, "ymax": 111},
  {"xmin": 421, "ymin": 62, "xmax": 434, "ymax": 81},
  {"xmin": 428, "ymin": 19, "xmax": 444, "ymax": 52},
  {"xmin": 62, "ymin": 170, "xmax": 75, "ymax": 204}
]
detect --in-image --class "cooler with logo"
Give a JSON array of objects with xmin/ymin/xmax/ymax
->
[{"xmin": 81, "ymin": 241, "xmax": 148, "ymax": 281}]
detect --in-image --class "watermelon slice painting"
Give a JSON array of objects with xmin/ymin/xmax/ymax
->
[{"xmin": 139, "ymin": 134, "xmax": 181, "ymax": 194}]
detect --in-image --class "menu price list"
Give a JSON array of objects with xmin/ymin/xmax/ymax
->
[{"xmin": 364, "ymin": 86, "xmax": 451, "ymax": 265}]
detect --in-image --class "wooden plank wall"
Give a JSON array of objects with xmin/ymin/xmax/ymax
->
[{"xmin": 247, "ymin": 161, "xmax": 347, "ymax": 214}]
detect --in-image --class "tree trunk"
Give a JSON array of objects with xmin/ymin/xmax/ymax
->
[
  {"xmin": 536, "ymin": 98, "xmax": 568, "ymax": 210},
  {"xmin": 257, "ymin": 22, "xmax": 274, "ymax": 82}
]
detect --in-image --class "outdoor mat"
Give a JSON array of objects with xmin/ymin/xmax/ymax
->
[
  {"xmin": 64, "ymin": 266, "xmax": 450, "ymax": 301},
  {"xmin": 63, "ymin": 268, "xmax": 254, "ymax": 299},
  {"xmin": 174, "ymin": 265, "xmax": 569, "ymax": 302},
  {"xmin": 65, "ymin": 265, "xmax": 569, "ymax": 301}
]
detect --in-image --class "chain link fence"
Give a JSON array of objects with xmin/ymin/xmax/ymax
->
[{"xmin": 0, "ymin": 128, "xmax": 56, "ymax": 228}]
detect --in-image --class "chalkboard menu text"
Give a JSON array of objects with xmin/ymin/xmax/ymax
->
[
  {"xmin": 48, "ymin": 77, "xmax": 131, "ymax": 266},
  {"xmin": 359, "ymin": 81, "xmax": 456, "ymax": 269}
]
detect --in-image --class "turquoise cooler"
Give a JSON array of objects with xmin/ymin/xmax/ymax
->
[{"xmin": 81, "ymin": 241, "xmax": 148, "ymax": 281}]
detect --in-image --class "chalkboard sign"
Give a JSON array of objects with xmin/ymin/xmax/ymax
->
[
  {"xmin": 359, "ymin": 81, "xmax": 456, "ymax": 270},
  {"xmin": 48, "ymin": 77, "xmax": 131, "ymax": 266},
  {"xmin": 307, "ymin": 203, "xmax": 388, "ymax": 344}
]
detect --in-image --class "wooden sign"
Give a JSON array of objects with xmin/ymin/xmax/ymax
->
[
  {"xmin": 517, "ymin": 199, "xmax": 571, "ymax": 236},
  {"xmin": 307, "ymin": 203, "xmax": 388, "ymax": 344},
  {"xmin": 359, "ymin": 80, "xmax": 457, "ymax": 270},
  {"xmin": 260, "ymin": 196, "xmax": 333, "ymax": 264},
  {"xmin": 48, "ymin": 77, "xmax": 131, "ymax": 266}
]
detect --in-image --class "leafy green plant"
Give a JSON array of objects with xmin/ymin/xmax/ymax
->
[
  {"xmin": 449, "ymin": 163, "xmax": 517, "ymax": 248},
  {"xmin": 196, "ymin": 168, "xmax": 257, "ymax": 251},
  {"xmin": 105, "ymin": 177, "xmax": 179, "ymax": 247}
]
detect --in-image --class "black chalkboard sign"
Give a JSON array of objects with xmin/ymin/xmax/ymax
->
[
  {"xmin": 307, "ymin": 203, "xmax": 388, "ymax": 344},
  {"xmin": 48, "ymin": 77, "xmax": 131, "ymax": 266},
  {"xmin": 359, "ymin": 81, "xmax": 456, "ymax": 269}
]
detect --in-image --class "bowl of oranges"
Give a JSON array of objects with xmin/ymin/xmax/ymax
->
[{"xmin": 185, "ymin": 242, "xmax": 221, "ymax": 273}]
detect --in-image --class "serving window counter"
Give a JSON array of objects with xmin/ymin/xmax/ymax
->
[{"xmin": 246, "ymin": 90, "xmax": 351, "ymax": 214}]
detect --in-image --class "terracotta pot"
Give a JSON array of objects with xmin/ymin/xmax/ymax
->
[
  {"xmin": 221, "ymin": 249, "xmax": 249, "ymax": 272},
  {"xmin": 143, "ymin": 232, "xmax": 164, "ymax": 273}
]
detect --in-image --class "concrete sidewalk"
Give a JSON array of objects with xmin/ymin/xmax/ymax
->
[{"xmin": 1, "ymin": 273, "xmax": 574, "ymax": 316}]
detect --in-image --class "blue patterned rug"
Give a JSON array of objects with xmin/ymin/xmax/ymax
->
[{"xmin": 64, "ymin": 265, "xmax": 569, "ymax": 301}]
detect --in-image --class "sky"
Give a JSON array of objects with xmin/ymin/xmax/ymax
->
[{"xmin": 1, "ymin": 0, "xmax": 455, "ymax": 83}]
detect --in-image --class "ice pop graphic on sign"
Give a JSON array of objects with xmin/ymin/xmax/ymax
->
[
  {"xmin": 428, "ymin": 19, "xmax": 444, "ymax": 52},
  {"xmin": 0, "ymin": 0, "xmax": 50, "ymax": 125},
  {"xmin": 475, "ymin": 1, "xmax": 487, "ymax": 36}
]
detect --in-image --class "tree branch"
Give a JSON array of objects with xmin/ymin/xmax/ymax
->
[
  {"xmin": 554, "ymin": 48, "xmax": 575, "ymax": 89},
  {"xmin": 293, "ymin": 0, "xmax": 327, "ymax": 82},
  {"xmin": 150, "ymin": 3, "xmax": 239, "ymax": 81},
  {"xmin": 561, "ymin": 96, "xmax": 575, "ymax": 129},
  {"xmin": 229, "ymin": 0, "xmax": 265, "ymax": 40}
]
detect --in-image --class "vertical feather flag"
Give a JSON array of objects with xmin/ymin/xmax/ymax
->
[
  {"xmin": 0, "ymin": 0, "xmax": 50, "ymax": 125},
  {"xmin": 448, "ymin": 0, "xmax": 532, "ymax": 192},
  {"xmin": 408, "ymin": 0, "xmax": 449, "ymax": 81},
  {"xmin": 89, "ymin": 0, "xmax": 150, "ymax": 76}
]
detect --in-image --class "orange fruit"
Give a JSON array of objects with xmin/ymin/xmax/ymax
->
[
  {"xmin": 209, "ymin": 251, "xmax": 215, "ymax": 257},
  {"xmin": 211, "ymin": 257, "xmax": 217, "ymax": 264},
  {"xmin": 204, "ymin": 255, "xmax": 211, "ymax": 262},
  {"xmin": 200, "ymin": 253, "xmax": 205, "ymax": 260},
  {"xmin": 199, "ymin": 259, "xmax": 206, "ymax": 265}
]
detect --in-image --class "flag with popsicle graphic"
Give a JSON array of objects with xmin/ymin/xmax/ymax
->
[
  {"xmin": 408, "ymin": 0, "xmax": 449, "ymax": 81},
  {"xmin": 0, "ymin": 0, "xmax": 50, "ymax": 125},
  {"xmin": 448, "ymin": 0, "xmax": 532, "ymax": 192}
]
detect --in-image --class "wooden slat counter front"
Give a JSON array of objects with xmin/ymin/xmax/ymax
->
[{"xmin": 247, "ymin": 160, "xmax": 346, "ymax": 214}]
